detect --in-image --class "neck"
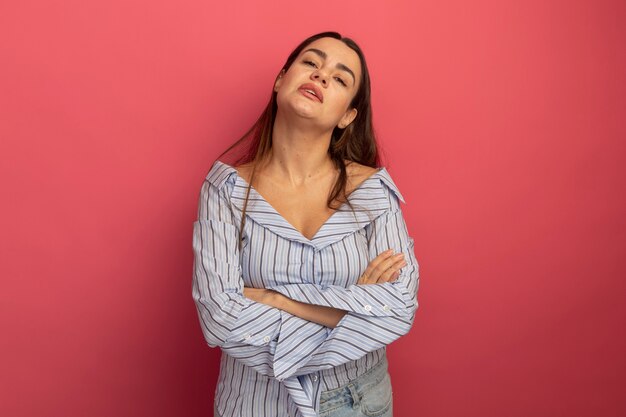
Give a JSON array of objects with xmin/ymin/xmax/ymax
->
[{"xmin": 264, "ymin": 111, "xmax": 337, "ymax": 187}]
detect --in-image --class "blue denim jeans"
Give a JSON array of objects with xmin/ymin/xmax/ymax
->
[
  {"xmin": 318, "ymin": 355, "xmax": 393, "ymax": 417},
  {"xmin": 213, "ymin": 355, "xmax": 393, "ymax": 417}
]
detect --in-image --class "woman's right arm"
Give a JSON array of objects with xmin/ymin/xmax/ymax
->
[
  {"xmin": 192, "ymin": 178, "xmax": 327, "ymax": 376},
  {"xmin": 246, "ymin": 248, "xmax": 405, "ymax": 329},
  {"xmin": 244, "ymin": 286, "xmax": 349, "ymax": 328}
]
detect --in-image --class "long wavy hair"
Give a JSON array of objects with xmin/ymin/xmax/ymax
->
[{"xmin": 215, "ymin": 31, "xmax": 383, "ymax": 250}]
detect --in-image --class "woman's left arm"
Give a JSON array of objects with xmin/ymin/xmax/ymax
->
[{"xmin": 256, "ymin": 201, "xmax": 419, "ymax": 381}]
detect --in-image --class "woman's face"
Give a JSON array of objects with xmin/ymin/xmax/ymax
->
[{"xmin": 274, "ymin": 37, "xmax": 362, "ymax": 132}]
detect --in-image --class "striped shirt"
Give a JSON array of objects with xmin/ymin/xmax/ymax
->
[{"xmin": 192, "ymin": 160, "xmax": 420, "ymax": 417}]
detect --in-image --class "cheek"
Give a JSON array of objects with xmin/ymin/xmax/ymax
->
[
  {"xmin": 330, "ymin": 95, "xmax": 352, "ymax": 115},
  {"xmin": 275, "ymin": 82, "xmax": 292, "ymax": 104}
]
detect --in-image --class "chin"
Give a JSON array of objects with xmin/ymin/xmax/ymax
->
[{"xmin": 283, "ymin": 99, "xmax": 319, "ymax": 119}]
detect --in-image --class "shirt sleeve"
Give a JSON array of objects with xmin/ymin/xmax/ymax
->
[
  {"xmin": 269, "ymin": 202, "xmax": 420, "ymax": 380},
  {"xmin": 192, "ymin": 177, "xmax": 284, "ymax": 375}
]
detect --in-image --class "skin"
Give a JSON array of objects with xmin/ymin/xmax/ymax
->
[{"xmin": 241, "ymin": 37, "xmax": 407, "ymax": 328}]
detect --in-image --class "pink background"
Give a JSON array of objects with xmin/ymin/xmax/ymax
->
[{"xmin": 1, "ymin": 0, "xmax": 625, "ymax": 416}]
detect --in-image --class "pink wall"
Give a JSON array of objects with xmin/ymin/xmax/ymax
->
[{"xmin": 1, "ymin": 0, "xmax": 625, "ymax": 416}]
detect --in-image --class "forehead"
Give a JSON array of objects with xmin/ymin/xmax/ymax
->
[{"xmin": 300, "ymin": 38, "xmax": 361, "ymax": 83}]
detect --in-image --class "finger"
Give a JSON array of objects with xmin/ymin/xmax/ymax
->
[
  {"xmin": 360, "ymin": 250, "xmax": 395, "ymax": 284},
  {"xmin": 371, "ymin": 249, "xmax": 395, "ymax": 266},
  {"xmin": 370, "ymin": 253, "xmax": 404, "ymax": 281},
  {"xmin": 376, "ymin": 264, "xmax": 397, "ymax": 283},
  {"xmin": 376, "ymin": 257, "xmax": 407, "ymax": 283},
  {"xmin": 390, "ymin": 260, "xmax": 408, "ymax": 282},
  {"xmin": 387, "ymin": 270, "xmax": 400, "ymax": 283},
  {"xmin": 376, "ymin": 259, "xmax": 404, "ymax": 283},
  {"xmin": 362, "ymin": 251, "xmax": 401, "ymax": 285}
]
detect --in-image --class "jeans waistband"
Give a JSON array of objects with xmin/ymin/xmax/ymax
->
[{"xmin": 320, "ymin": 353, "xmax": 388, "ymax": 399}]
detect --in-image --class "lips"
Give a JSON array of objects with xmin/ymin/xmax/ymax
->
[{"xmin": 298, "ymin": 83, "xmax": 323, "ymax": 103}]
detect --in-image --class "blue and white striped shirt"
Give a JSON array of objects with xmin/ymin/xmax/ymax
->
[{"xmin": 192, "ymin": 160, "xmax": 420, "ymax": 417}]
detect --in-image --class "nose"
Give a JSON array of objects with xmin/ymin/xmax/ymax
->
[{"xmin": 312, "ymin": 70, "xmax": 328, "ymax": 86}]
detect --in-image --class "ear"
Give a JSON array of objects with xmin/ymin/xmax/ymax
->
[
  {"xmin": 274, "ymin": 69, "xmax": 286, "ymax": 92},
  {"xmin": 338, "ymin": 108, "xmax": 358, "ymax": 129}
]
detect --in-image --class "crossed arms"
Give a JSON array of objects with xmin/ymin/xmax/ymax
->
[{"xmin": 192, "ymin": 179, "xmax": 419, "ymax": 380}]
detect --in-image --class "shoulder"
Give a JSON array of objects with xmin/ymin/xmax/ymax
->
[
  {"xmin": 233, "ymin": 162, "xmax": 253, "ymax": 184},
  {"xmin": 197, "ymin": 161, "xmax": 242, "ymax": 220},
  {"xmin": 204, "ymin": 160, "xmax": 239, "ymax": 191},
  {"xmin": 344, "ymin": 160, "xmax": 378, "ymax": 183},
  {"xmin": 197, "ymin": 160, "xmax": 241, "ymax": 209},
  {"xmin": 344, "ymin": 160, "xmax": 378, "ymax": 195},
  {"xmin": 344, "ymin": 159, "xmax": 406, "ymax": 204}
]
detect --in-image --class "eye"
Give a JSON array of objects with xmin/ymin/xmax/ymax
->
[{"xmin": 303, "ymin": 59, "xmax": 347, "ymax": 86}]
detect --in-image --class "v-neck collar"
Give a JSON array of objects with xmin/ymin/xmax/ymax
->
[{"xmin": 208, "ymin": 160, "xmax": 405, "ymax": 251}]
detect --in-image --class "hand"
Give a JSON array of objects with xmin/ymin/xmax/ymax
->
[
  {"xmin": 358, "ymin": 249, "xmax": 407, "ymax": 285},
  {"xmin": 243, "ymin": 287, "xmax": 282, "ymax": 308}
]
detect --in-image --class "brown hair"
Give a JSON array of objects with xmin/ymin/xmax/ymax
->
[{"xmin": 215, "ymin": 31, "xmax": 383, "ymax": 249}]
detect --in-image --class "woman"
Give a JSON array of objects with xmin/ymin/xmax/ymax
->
[{"xmin": 192, "ymin": 31, "xmax": 420, "ymax": 417}]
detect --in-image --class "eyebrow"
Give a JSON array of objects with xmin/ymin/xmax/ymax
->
[{"xmin": 302, "ymin": 48, "xmax": 356, "ymax": 85}]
